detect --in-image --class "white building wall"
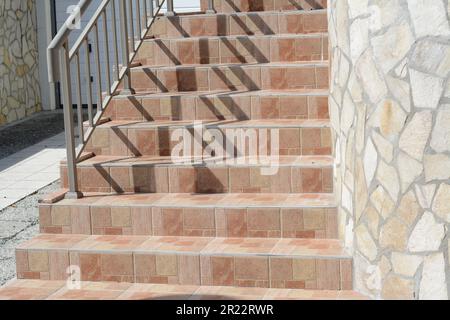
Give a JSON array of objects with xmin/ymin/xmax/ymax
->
[{"xmin": 37, "ymin": 0, "xmax": 201, "ymax": 109}]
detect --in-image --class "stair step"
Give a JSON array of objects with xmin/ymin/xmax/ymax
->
[
  {"xmin": 61, "ymin": 155, "xmax": 333, "ymax": 194},
  {"xmin": 151, "ymin": 10, "xmax": 327, "ymax": 38},
  {"xmin": 135, "ymin": 33, "xmax": 328, "ymax": 66},
  {"xmin": 106, "ymin": 89, "xmax": 329, "ymax": 121},
  {"xmin": 0, "ymin": 279, "xmax": 367, "ymax": 300},
  {"xmin": 200, "ymin": 0, "xmax": 327, "ymax": 13},
  {"xmin": 84, "ymin": 119, "xmax": 332, "ymax": 157},
  {"xmin": 16, "ymin": 235, "xmax": 351, "ymax": 290},
  {"xmin": 40, "ymin": 191, "xmax": 337, "ymax": 238},
  {"xmin": 127, "ymin": 62, "xmax": 329, "ymax": 93}
]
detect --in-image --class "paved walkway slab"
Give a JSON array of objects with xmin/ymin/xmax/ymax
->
[{"xmin": 0, "ymin": 133, "xmax": 65, "ymax": 211}]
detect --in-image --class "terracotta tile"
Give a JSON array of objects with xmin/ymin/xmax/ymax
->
[
  {"xmin": 281, "ymin": 209, "xmax": 304, "ymax": 238},
  {"xmin": 270, "ymin": 258, "xmax": 293, "ymax": 282},
  {"xmin": 316, "ymin": 66, "xmax": 329, "ymax": 89},
  {"xmin": 325, "ymin": 209, "xmax": 338, "ymax": 239},
  {"xmin": 109, "ymin": 127, "xmax": 130, "ymax": 156},
  {"xmin": 91, "ymin": 207, "xmax": 112, "ymax": 232},
  {"xmin": 130, "ymin": 207, "xmax": 152, "ymax": 235},
  {"xmin": 303, "ymin": 13, "xmax": 327, "ymax": 33},
  {"xmin": 177, "ymin": 41, "xmax": 195, "ymax": 64},
  {"xmin": 178, "ymin": 255, "xmax": 201, "ymax": 285},
  {"xmin": 197, "ymin": 167, "xmax": 229, "ymax": 193},
  {"xmin": 235, "ymin": 257, "xmax": 269, "ymax": 282},
  {"xmin": 211, "ymin": 256, "xmax": 235, "ymax": 286},
  {"xmin": 316, "ymin": 259, "xmax": 340, "ymax": 290},
  {"xmin": 340, "ymin": 259, "xmax": 353, "ymax": 290},
  {"xmin": 111, "ymin": 207, "xmax": 132, "ymax": 228},
  {"xmin": 169, "ymin": 168, "xmax": 196, "ymax": 193},
  {"xmin": 155, "ymin": 255, "xmax": 178, "ymax": 276},
  {"xmin": 226, "ymin": 209, "xmax": 248, "ymax": 237},
  {"xmin": 183, "ymin": 209, "xmax": 215, "ymax": 231},
  {"xmin": 200, "ymin": 256, "xmax": 213, "ymax": 286},
  {"xmin": 70, "ymin": 207, "xmax": 92, "ymax": 234},
  {"xmin": 48, "ymin": 251, "xmax": 70, "ymax": 280},
  {"xmin": 280, "ymin": 96, "xmax": 308, "ymax": 119},
  {"xmin": 247, "ymin": 209, "xmax": 280, "ymax": 232},
  {"xmin": 77, "ymin": 253, "xmax": 102, "ymax": 281},
  {"xmin": 303, "ymin": 209, "xmax": 326, "ymax": 230},
  {"xmin": 28, "ymin": 251, "xmax": 49, "ymax": 273},
  {"xmin": 134, "ymin": 254, "xmax": 157, "ymax": 282},
  {"xmin": 301, "ymin": 168, "xmax": 323, "ymax": 193},
  {"xmin": 159, "ymin": 208, "xmax": 183, "ymax": 236},
  {"xmin": 80, "ymin": 167, "xmax": 111, "ymax": 192},
  {"xmin": 273, "ymin": 38, "xmax": 296, "ymax": 62},
  {"xmin": 15, "ymin": 250, "xmax": 29, "ymax": 274},
  {"xmin": 109, "ymin": 167, "xmax": 131, "ymax": 193},
  {"xmin": 286, "ymin": 67, "xmax": 316, "ymax": 89},
  {"xmin": 51, "ymin": 206, "xmax": 71, "ymax": 226},
  {"xmin": 293, "ymin": 259, "xmax": 316, "ymax": 281}
]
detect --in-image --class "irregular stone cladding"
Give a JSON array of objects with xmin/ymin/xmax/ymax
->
[
  {"xmin": 0, "ymin": 0, "xmax": 41, "ymax": 126},
  {"xmin": 328, "ymin": 0, "xmax": 450, "ymax": 300}
]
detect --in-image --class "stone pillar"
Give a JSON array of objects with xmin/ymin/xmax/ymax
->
[
  {"xmin": 0, "ymin": 0, "xmax": 41, "ymax": 126},
  {"xmin": 329, "ymin": 0, "xmax": 450, "ymax": 300}
]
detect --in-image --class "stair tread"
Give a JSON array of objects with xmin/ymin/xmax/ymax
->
[
  {"xmin": 73, "ymin": 155, "xmax": 333, "ymax": 168},
  {"xmin": 0, "ymin": 279, "xmax": 367, "ymax": 300},
  {"xmin": 144, "ymin": 32, "xmax": 328, "ymax": 42},
  {"xmin": 114, "ymin": 88, "xmax": 329, "ymax": 98},
  {"xmin": 131, "ymin": 61, "xmax": 328, "ymax": 70},
  {"xmin": 43, "ymin": 192, "xmax": 336, "ymax": 209},
  {"xmin": 160, "ymin": 9, "xmax": 327, "ymax": 19},
  {"xmin": 96, "ymin": 119, "xmax": 330, "ymax": 129},
  {"xmin": 17, "ymin": 234, "xmax": 349, "ymax": 258}
]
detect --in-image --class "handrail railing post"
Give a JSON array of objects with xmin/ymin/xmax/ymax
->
[
  {"xmin": 165, "ymin": 0, "xmax": 175, "ymax": 16},
  {"xmin": 60, "ymin": 42, "xmax": 83, "ymax": 199},
  {"xmin": 206, "ymin": 0, "xmax": 216, "ymax": 14},
  {"xmin": 119, "ymin": 0, "xmax": 135, "ymax": 94}
]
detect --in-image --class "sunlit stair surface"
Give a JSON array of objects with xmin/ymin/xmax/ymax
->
[{"xmin": 0, "ymin": 0, "xmax": 365, "ymax": 300}]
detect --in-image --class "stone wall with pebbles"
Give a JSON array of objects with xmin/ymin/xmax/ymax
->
[
  {"xmin": 0, "ymin": 0, "xmax": 41, "ymax": 126},
  {"xmin": 329, "ymin": 0, "xmax": 450, "ymax": 299}
]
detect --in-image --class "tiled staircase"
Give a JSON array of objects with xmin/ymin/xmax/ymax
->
[{"xmin": 0, "ymin": 1, "xmax": 365, "ymax": 300}]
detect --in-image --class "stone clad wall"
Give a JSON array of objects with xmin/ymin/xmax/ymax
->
[
  {"xmin": 0, "ymin": 0, "xmax": 41, "ymax": 126},
  {"xmin": 329, "ymin": 0, "xmax": 450, "ymax": 299}
]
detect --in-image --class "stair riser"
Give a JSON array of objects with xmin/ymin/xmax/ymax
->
[
  {"xmin": 40, "ymin": 205, "xmax": 338, "ymax": 239},
  {"xmin": 200, "ymin": 0, "xmax": 327, "ymax": 13},
  {"xmin": 128, "ymin": 65, "xmax": 329, "ymax": 93},
  {"xmin": 105, "ymin": 94, "xmax": 329, "ymax": 121},
  {"xmin": 84, "ymin": 126, "xmax": 332, "ymax": 157},
  {"xmin": 16, "ymin": 250, "xmax": 351, "ymax": 290},
  {"xmin": 152, "ymin": 11, "xmax": 327, "ymax": 38},
  {"xmin": 60, "ymin": 165, "xmax": 333, "ymax": 194},
  {"xmin": 135, "ymin": 35, "xmax": 328, "ymax": 66}
]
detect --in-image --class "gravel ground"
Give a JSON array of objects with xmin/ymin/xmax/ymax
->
[
  {"xmin": 0, "ymin": 111, "xmax": 64, "ymax": 160},
  {"xmin": 0, "ymin": 181, "xmax": 60, "ymax": 286}
]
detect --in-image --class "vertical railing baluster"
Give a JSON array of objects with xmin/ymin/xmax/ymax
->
[
  {"xmin": 136, "ymin": 0, "xmax": 142, "ymax": 40},
  {"xmin": 142, "ymin": 0, "xmax": 148, "ymax": 30},
  {"xmin": 119, "ymin": 0, "xmax": 135, "ymax": 94},
  {"xmin": 206, "ymin": 0, "xmax": 216, "ymax": 14},
  {"xmin": 149, "ymin": 0, "xmax": 154, "ymax": 21},
  {"xmin": 93, "ymin": 23, "xmax": 103, "ymax": 110},
  {"xmin": 60, "ymin": 41, "xmax": 82, "ymax": 199},
  {"xmin": 166, "ymin": 0, "xmax": 175, "ymax": 16},
  {"xmin": 111, "ymin": 0, "xmax": 120, "ymax": 81},
  {"xmin": 75, "ymin": 52, "xmax": 84, "ymax": 143},
  {"xmin": 128, "ymin": 0, "xmax": 135, "ymax": 51},
  {"xmin": 102, "ymin": 10, "xmax": 112, "ymax": 94},
  {"xmin": 84, "ymin": 38, "xmax": 94, "ymax": 127}
]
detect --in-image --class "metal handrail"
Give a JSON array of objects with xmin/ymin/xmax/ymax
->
[{"xmin": 50, "ymin": 0, "xmax": 216, "ymax": 199}]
